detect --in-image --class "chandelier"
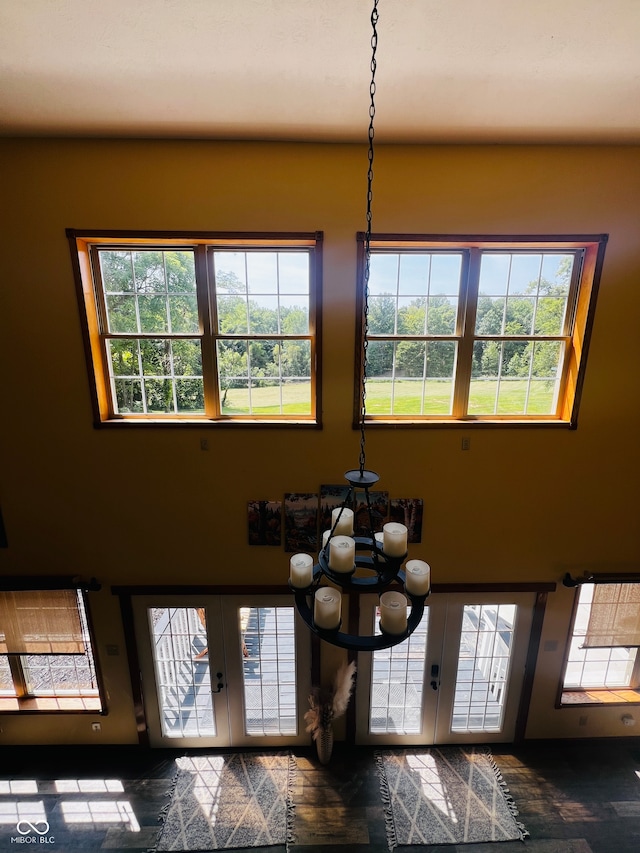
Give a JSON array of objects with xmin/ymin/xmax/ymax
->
[{"xmin": 287, "ymin": 0, "xmax": 431, "ymax": 651}]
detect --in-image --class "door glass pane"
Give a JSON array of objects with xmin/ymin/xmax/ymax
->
[
  {"xmin": 370, "ymin": 606, "xmax": 428, "ymax": 734},
  {"xmin": 240, "ymin": 606, "xmax": 297, "ymax": 735},
  {"xmin": 149, "ymin": 607, "xmax": 215, "ymax": 738},
  {"xmin": 451, "ymin": 604, "xmax": 515, "ymax": 733}
]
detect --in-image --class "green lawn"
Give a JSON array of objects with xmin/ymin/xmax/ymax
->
[{"xmin": 222, "ymin": 378, "xmax": 556, "ymax": 415}]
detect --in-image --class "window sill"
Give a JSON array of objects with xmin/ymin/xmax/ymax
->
[
  {"xmin": 0, "ymin": 696, "xmax": 103, "ymax": 713},
  {"xmin": 95, "ymin": 417, "xmax": 321, "ymax": 429},
  {"xmin": 360, "ymin": 418, "xmax": 573, "ymax": 430},
  {"xmin": 560, "ymin": 689, "xmax": 640, "ymax": 706}
]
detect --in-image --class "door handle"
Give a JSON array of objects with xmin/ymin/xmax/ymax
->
[
  {"xmin": 430, "ymin": 663, "xmax": 440, "ymax": 691},
  {"xmin": 212, "ymin": 672, "xmax": 225, "ymax": 693}
]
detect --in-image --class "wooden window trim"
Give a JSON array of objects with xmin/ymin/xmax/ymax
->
[
  {"xmin": 354, "ymin": 233, "xmax": 608, "ymax": 428},
  {"xmin": 68, "ymin": 229, "xmax": 324, "ymax": 428}
]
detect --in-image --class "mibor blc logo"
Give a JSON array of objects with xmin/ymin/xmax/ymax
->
[{"xmin": 11, "ymin": 819, "xmax": 55, "ymax": 845}]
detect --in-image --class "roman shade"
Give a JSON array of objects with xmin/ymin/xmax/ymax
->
[
  {"xmin": 0, "ymin": 590, "xmax": 86, "ymax": 655},
  {"xmin": 582, "ymin": 582, "xmax": 640, "ymax": 648}
]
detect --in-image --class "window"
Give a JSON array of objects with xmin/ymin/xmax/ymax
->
[
  {"xmin": 356, "ymin": 234, "xmax": 607, "ymax": 426},
  {"xmin": 561, "ymin": 584, "xmax": 640, "ymax": 706},
  {"xmin": 0, "ymin": 590, "xmax": 103, "ymax": 712},
  {"xmin": 68, "ymin": 231, "xmax": 323, "ymax": 425}
]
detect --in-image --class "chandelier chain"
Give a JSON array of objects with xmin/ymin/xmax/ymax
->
[{"xmin": 359, "ymin": 0, "xmax": 379, "ymax": 476}]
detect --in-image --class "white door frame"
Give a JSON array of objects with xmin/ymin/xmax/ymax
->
[
  {"xmin": 133, "ymin": 594, "xmax": 311, "ymax": 748},
  {"xmin": 355, "ymin": 591, "xmax": 535, "ymax": 745}
]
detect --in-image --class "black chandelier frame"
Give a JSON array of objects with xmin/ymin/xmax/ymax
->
[{"xmin": 290, "ymin": 469, "xmax": 430, "ymax": 652}]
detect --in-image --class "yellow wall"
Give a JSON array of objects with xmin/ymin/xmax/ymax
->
[{"xmin": 0, "ymin": 139, "xmax": 639, "ymax": 743}]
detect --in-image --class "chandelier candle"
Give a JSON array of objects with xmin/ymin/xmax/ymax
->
[
  {"xmin": 328, "ymin": 535, "xmax": 356, "ymax": 573},
  {"xmin": 374, "ymin": 532, "xmax": 387, "ymax": 562},
  {"xmin": 331, "ymin": 506, "xmax": 354, "ymax": 535},
  {"xmin": 405, "ymin": 560, "xmax": 431, "ymax": 596},
  {"xmin": 382, "ymin": 522, "xmax": 408, "ymax": 557},
  {"xmin": 289, "ymin": 553, "xmax": 314, "ymax": 588},
  {"xmin": 314, "ymin": 588, "xmax": 341, "ymax": 630},
  {"xmin": 380, "ymin": 591, "xmax": 408, "ymax": 634}
]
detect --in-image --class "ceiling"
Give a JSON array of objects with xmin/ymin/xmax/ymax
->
[{"xmin": 1, "ymin": 0, "xmax": 640, "ymax": 144}]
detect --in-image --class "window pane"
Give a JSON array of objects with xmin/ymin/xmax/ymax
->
[
  {"xmin": 0, "ymin": 655, "xmax": 15, "ymax": 695},
  {"xmin": 369, "ymin": 296, "xmax": 396, "ymax": 335},
  {"xmin": 469, "ymin": 340, "xmax": 561, "ymax": 416},
  {"xmin": 451, "ymin": 604, "xmax": 516, "ymax": 733},
  {"xmin": 430, "ymin": 254, "xmax": 462, "ymax": 296},
  {"xmin": 280, "ymin": 297, "xmax": 309, "ymax": 333},
  {"xmin": 277, "ymin": 252, "xmax": 310, "ymax": 294},
  {"xmin": 398, "ymin": 254, "xmax": 430, "ymax": 296},
  {"xmin": 369, "ymin": 254, "xmax": 399, "ymax": 295},
  {"xmin": 20, "ymin": 593, "xmax": 100, "ymax": 701},
  {"xmin": 149, "ymin": 607, "xmax": 215, "ymax": 738},
  {"xmin": 365, "ymin": 340, "xmax": 455, "ymax": 416},
  {"xmin": 426, "ymin": 297, "xmax": 457, "ymax": 335},
  {"xmin": 217, "ymin": 295, "xmax": 248, "ymax": 334},
  {"xmin": 563, "ymin": 585, "xmax": 639, "ymax": 691},
  {"xmin": 249, "ymin": 296, "xmax": 279, "ymax": 333},
  {"xmin": 370, "ymin": 606, "xmax": 428, "ymax": 735},
  {"xmin": 100, "ymin": 251, "xmax": 135, "ymax": 293},
  {"xmin": 138, "ymin": 295, "xmax": 169, "ymax": 333},
  {"xmin": 105, "ymin": 295, "xmax": 137, "ymax": 333},
  {"xmin": 213, "ymin": 252, "xmax": 247, "ymax": 291},
  {"xmin": 240, "ymin": 606, "xmax": 297, "ymax": 736},
  {"xmin": 168, "ymin": 295, "xmax": 199, "ymax": 333},
  {"xmin": 475, "ymin": 296, "xmax": 505, "ymax": 335},
  {"xmin": 478, "ymin": 254, "xmax": 510, "ymax": 296},
  {"xmin": 107, "ymin": 338, "xmax": 203, "ymax": 415}
]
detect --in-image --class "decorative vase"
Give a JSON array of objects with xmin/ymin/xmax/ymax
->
[{"xmin": 315, "ymin": 725, "xmax": 334, "ymax": 765}]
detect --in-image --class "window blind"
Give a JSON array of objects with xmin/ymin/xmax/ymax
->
[
  {"xmin": 0, "ymin": 590, "xmax": 86, "ymax": 654},
  {"xmin": 582, "ymin": 583, "xmax": 640, "ymax": 648}
]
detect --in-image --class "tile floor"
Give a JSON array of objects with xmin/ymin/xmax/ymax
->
[{"xmin": 1, "ymin": 740, "xmax": 639, "ymax": 853}]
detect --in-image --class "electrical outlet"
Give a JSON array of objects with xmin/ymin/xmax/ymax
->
[
  {"xmin": 200, "ymin": 438, "xmax": 209, "ymax": 451},
  {"xmin": 461, "ymin": 437, "xmax": 470, "ymax": 451},
  {"xmin": 91, "ymin": 722, "xmax": 101, "ymax": 732}
]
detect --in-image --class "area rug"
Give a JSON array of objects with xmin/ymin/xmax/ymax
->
[
  {"xmin": 376, "ymin": 747, "xmax": 528, "ymax": 849},
  {"xmin": 151, "ymin": 751, "xmax": 296, "ymax": 851}
]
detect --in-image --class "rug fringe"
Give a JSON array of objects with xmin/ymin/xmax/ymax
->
[
  {"xmin": 374, "ymin": 750, "xmax": 398, "ymax": 851},
  {"xmin": 482, "ymin": 747, "xmax": 530, "ymax": 840},
  {"xmin": 147, "ymin": 757, "xmax": 183, "ymax": 853},
  {"xmin": 286, "ymin": 751, "xmax": 297, "ymax": 850}
]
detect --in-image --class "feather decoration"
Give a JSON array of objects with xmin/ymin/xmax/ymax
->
[
  {"xmin": 331, "ymin": 660, "xmax": 357, "ymax": 717},
  {"xmin": 304, "ymin": 661, "xmax": 357, "ymax": 742}
]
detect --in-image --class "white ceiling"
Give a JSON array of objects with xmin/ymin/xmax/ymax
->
[{"xmin": 1, "ymin": 0, "xmax": 640, "ymax": 143}]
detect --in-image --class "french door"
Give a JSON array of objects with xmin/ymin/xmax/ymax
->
[
  {"xmin": 355, "ymin": 592, "xmax": 534, "ymax": 744},
  {"xmin": 133, "ymin": 594, "xmax": 311, "ymax": 747}
]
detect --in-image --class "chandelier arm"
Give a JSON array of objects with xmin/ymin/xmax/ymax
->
[{"xmin": 293, "ymin": 587, "xmax": 427, "ymax": 653}]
